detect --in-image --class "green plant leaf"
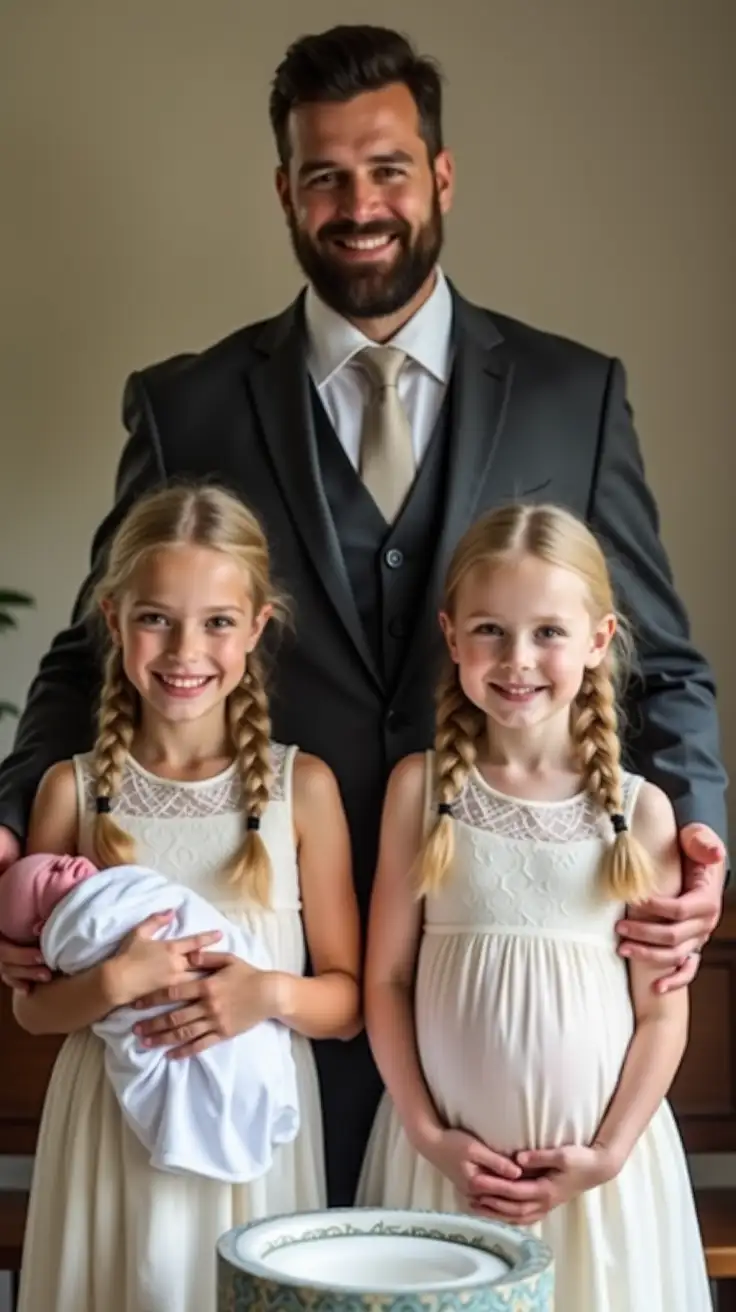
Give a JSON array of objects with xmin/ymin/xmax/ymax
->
[
  {"xmin": 0, "ymin": 614, "xmax": 19, "ymax": 633},
  {"xmin": 0, "ymin": 700, "xmax": 20, "ymax": 720},
  {"xmin": 0, "ymin": 590, "xmax": 34, "ymax": 607}
]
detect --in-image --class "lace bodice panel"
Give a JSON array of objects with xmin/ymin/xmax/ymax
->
[
  {"xmin": 423, "ymin": 764, "xmax": 643, "ymax": 941},
  {"xmin": 73, "ymin": 742, "xmax": 301, "ymax": 913},
  {"xmin": 78, "ymin": 741, "xmax": 289, "ymax": 817}
]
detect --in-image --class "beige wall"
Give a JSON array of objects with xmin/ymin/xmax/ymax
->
[{"xmin": 0, "ymin": 1, "xmax": 733, "ymax": 836}]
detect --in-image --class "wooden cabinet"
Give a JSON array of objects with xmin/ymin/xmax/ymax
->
[
  {"xmin": 670, "ymin": 904, "xmax": 736, "ymax": 1151},
  {"xmin": 0, "ymin": 989, "xmax": 61, "ymax": 1153}
]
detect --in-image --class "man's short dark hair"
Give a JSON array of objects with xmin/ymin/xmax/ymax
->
[{"xmin": 269, "ymin": 25, "xmax": 444, "ymax": 166}]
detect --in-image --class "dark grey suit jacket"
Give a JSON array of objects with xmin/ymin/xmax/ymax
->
[{"xmin": 0, "ymin": 285, "xmax": 726, "ymax": 1201}]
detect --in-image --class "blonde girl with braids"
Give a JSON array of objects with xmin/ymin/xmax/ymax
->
[
  {"xmin": 358, "ymin": 503, "xmax": 710, "ymax": 1311},
  {"xmin": 13, "ymin": 484, "xmax": 361, "ymax": 1312}
]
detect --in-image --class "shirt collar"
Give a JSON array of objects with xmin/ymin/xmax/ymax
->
[{"xmin": 305, "ymin": 267, "xmax": 454, "ymax": 390}]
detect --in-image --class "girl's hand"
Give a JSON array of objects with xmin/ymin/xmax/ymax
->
[
  {"xmin": 113, "ymin": 911, "xmax": 223, "ymax": 1006},
  {"xmin": 422, "ymin": 1127, "xmax": 529, "ymax": 1204},
  {"xmin": 132, "ymin": 950, "xmax": 276, "ymax": 1059},
  {"xmin": 470, "ymin": 1143, "xmax": 620, "ymax": 1224}
]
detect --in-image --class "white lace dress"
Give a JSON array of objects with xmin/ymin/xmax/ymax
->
[
  {"xmin": 18, "ymin": 744, "xmax": 325, "ymax": 1312},
  {"xmin": 358, "ymin": 758, "xmax": 711, "ymax": 1312}
]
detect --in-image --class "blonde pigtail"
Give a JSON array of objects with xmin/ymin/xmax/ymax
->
[
  {"xmin": 225, "ymin": 650, "xmax": 273, "ymax": 905},
  {"xmin": 572, "ymin": 663, "xmax": 655, "ymax": 903},
  {"xmin": 92, "ymin": 646, "xmax": 138, "ymax": 867},
  {"xmin": 416, "ymin": 664, "xmax": 486, "ymax": 897}
]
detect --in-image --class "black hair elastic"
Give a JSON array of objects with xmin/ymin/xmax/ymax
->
[
  {"xmin": 246, "ymin": 815, "xmax": 261, "ymax": 832},
  {"xmin": 438, "ymin": 802, "xmax": 453, "ymax": 816},
  {"xmin": 611, "ymin": 813, "xmax": 628, "ymax": 835},
  {"xmin": 95, "ymin": 796, "xmax": 112, "ymax": 814}
]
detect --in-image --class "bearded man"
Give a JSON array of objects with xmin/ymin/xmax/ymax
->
[{"xmin": 0, "ymin": 25, "xmax": 727, "ymax": 1206}]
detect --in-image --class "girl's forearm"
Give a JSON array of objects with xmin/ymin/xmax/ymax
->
[
  {"xmin": 594, "ymin": 1003, "xmax": 688, "ymax": 1164},
  {"xmin": 365, "ymin": 980, "xmax": 445, "ymax": 1153},
  {"xmin": 12, "ymin": 959, "xmax": 126, "ymax": 1036},
  {"xmin": 268, "ymin": 969, "xmax": 361, "ymax": 1041}
]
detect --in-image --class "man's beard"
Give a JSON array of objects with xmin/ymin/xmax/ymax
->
[{"xmin": 288, "ymin": 189, "xmax": 444, "ymax": 320}]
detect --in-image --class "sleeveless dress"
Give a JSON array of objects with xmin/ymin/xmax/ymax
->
[
  {"xmin": 18, "ymin": 743, "xmax": 326, "ymax": 1312},
  {"xmin": 357, "ymin": 759, "xmax": 711, "ymax": 1312}
]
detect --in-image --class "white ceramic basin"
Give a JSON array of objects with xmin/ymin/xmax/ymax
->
[
  {"xmin": 257, "ymin": 1231, "xmax": 508, "ymax": 1284},
  {"xmin": 217, "ymin": 1207, "xmax": 554, "ymax": 1310}
]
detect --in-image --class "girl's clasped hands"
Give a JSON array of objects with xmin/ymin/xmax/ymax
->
[{"xmin": 433, "ymin": 1126, "xmax": 619, "ymax": 1225}]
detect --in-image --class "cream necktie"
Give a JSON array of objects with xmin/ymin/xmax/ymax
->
[{"xmin": 357, "ymin": 346, "xmax": 416, "ymax": 523}]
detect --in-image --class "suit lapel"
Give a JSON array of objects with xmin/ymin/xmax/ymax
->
[
  {"xmin": 395, "ymin": 288, "xmax": 515, "ymax": 697},
  {"xmin": 245, "ymin": 296, "xmax": 383, "ymax": 690}
]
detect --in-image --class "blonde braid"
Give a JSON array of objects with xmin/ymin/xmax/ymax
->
[
  {"xmin": 572, "ymin": 664, "xmax": 623, "ymax": 812},
  {"xmin": 571, "ymin": 663, "xmax": 655, "ymax": 903},
  {"xmin": 416, "ymin": 664, "xmax": 486, "ymax": 897},
  {"xmin": 92, "ymin": 646, "xmax": 137, "ymax": 867},
  {"xmin": 224, "ymin": 650, "xmax": 273, "ymax": 905}
]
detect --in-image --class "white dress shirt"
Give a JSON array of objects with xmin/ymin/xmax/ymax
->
[{"xmin": 305, "ymin": 267, "xmax": 454, "ymax": 470}]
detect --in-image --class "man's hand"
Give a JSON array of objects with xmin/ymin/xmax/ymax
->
[
  {"xmin": 0, "ymin": 826, "xmax": 52, "ymax": 991},
  {"xmin": 0, "ymin": 826, "xmax": 20, "ymax": 875},
  {"xmin": 616, "ymin": 822, "xmax": 726, "ymax": 994}
]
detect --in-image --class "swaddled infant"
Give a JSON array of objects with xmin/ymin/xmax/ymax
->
[{"xmin": 0, "ymin": 854, "xmax": 299, "ymax": 1182}]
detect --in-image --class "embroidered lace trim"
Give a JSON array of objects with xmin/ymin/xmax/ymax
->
[
  {"xmin": 81, "ymin": 741, "xmax": 288, "ymax": 817},
  {"xmin": 448, "ymin": 770, "xmax": 639, "ymax": 842}
]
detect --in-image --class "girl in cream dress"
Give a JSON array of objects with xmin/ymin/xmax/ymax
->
[
  {"xmin": 358, "ymin": 504, "xmax": 711, "ymax": 1312},
  {"xmin": 14, "ymin": 486, "xmax": 360, "ymax": 1312}
]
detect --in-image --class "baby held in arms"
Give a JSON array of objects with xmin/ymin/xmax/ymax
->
[{"xmin": 0, "ymin": 854, "xmax": 299, "ymax": 1182}]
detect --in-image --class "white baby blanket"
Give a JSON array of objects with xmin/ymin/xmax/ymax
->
[{"xmin": 41, "ymin": 864, "xmax": 299, "ymax": 1182}]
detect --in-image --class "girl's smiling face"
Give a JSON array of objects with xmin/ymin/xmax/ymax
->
[
  {"xmin": 102, "ymin": 543, "xmax": 270, "ymax": 726},
  {"xmin": 441, "ymin": 553, "xmax": 615, "ymax": 733}
]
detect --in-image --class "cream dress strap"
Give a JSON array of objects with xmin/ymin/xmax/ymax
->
[
  {"xmin": 281, "ymin": 743, "xmax": 299, "ymax": 839},
  {"xmin": 421, "ymin": 749, "xmax": 436, "ymax": 840},
  {"xmin": 421, "ymin": 753, "xmax": 644, "ymax": 837},
  {"xmin": 621, "ymin": 770, "xmax": 645, "ymax": 827},
  {"xmin": 71, "ymin": 753, "xmax": 90, "ymax": 850}
]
